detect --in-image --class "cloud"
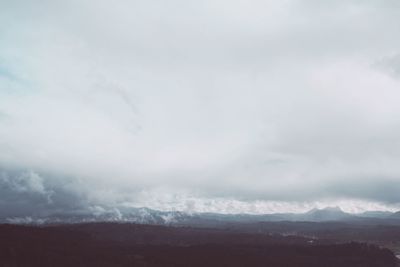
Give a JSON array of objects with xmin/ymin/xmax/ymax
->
[
  {"xmin": 0, "ymin": 170, "xmax": 52, "ymax": 217},
  {"xmin": 0, "ymin": 168, "xmax": 90, "ymax": 218},
  {"xmin": 2, "ymin": 170, "xmax": 48, "ymax": 195},
  {"xmin": 1, "ymin": 0, "xmax": 400, "ymax": 215}
]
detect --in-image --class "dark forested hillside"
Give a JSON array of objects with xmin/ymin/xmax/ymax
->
[{"xmin": 0, "ymin": 223, "xmax": 398, "ymax": 267}]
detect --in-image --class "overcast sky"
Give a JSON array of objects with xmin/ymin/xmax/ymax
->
[{"xmin": 1, "ymin": 0, "xmax": 400, "ymax": 217}]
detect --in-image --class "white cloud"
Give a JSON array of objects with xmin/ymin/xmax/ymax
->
[{"xmin": 1, "ymin": 0, "xmax": 400, "ymax": 214}]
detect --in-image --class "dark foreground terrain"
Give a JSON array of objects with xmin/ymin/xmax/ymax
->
[{"xmin": 0, "ymin": 223, "xmax": 399, "ymax": 267}]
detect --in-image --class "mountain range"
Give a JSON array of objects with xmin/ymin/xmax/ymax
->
[{"xmin": 3, "ymin": 206, "xmax": 400, "ymax": 226}]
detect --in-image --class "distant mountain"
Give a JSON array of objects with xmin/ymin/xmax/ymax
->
[
  {"xmin": 3, "ymin": 206, "xmax": 400, "ymax": 225},
  {"xmin": 3, "ymin": 207, "xmax": 192, "ymax": 225},
  {"xmin": 299, "ymin": 207, "xmax": 354, "ymax": 222},
  {"xmin": 389, "ymin": 211, "xmax": 400, "ymax": 219},
  {"xmin": 358, "ymin": 211, "xmax": 393, "ymax": 218}
]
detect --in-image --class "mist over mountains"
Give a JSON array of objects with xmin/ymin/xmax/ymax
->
[{"xmin": 4, "ymin": 206, "xmax": 400, "ymax": 226}]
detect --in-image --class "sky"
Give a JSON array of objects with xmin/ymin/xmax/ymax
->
[{"xmin": 1, "ymin": 0, "xmax": 400, "ymax": 217}]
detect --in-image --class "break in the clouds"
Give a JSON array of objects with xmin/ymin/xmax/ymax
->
[{"xmin": 1, "ymin": 0, "xmax": 400, "ymax": 216}]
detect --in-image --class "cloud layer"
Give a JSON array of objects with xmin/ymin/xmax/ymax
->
[{"xmin": 1, "ymin": 0, "xmax": 400, "ymax": 215}]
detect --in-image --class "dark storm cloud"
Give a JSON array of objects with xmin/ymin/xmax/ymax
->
[{"xmin": 0, "ymin": 168, "xmax": 89, "ymax": 218}]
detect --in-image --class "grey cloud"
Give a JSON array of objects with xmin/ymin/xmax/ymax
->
[
  {"xmin": 324, "ymin": 176, "xmax": 400, "ymax": 204},
  {"xmin": 1, "ymin": 0, "xmax": 400, "ymax": 215},
  {"xmin": 0, "ymin": 168, "xmax": 90, "ymax": 218}
]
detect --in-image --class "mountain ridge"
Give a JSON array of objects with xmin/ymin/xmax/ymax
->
[{"xmin": 2, "ymin": 206, "xmax": 399, "ymax": 225}]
